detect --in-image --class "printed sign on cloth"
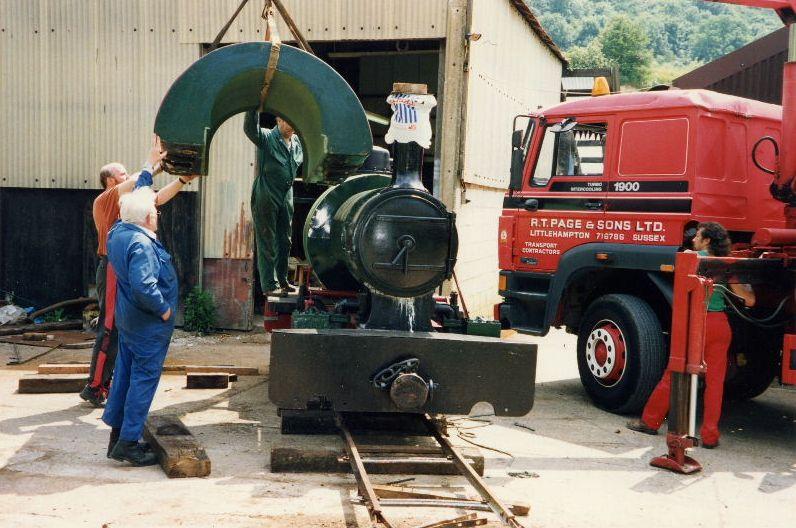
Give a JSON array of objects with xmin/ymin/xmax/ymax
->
[{"xmin": 385, "ymin": 93, "xmax": 437, "ymax": 149}]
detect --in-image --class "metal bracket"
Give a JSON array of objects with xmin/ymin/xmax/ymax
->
[{"xmin": 372, "ymin": 358, "xmax": 420, "ymax": 389}]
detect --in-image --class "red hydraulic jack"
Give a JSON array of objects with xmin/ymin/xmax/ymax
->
[{"xmin": 651, "ymin": 252, "xmax": 709, "ymax": 474}]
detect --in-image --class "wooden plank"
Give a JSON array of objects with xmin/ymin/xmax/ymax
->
[
  {"xmin": 18, "ymin": 374, "xmax": 85, "ymax": 393},
  {"xmin": 373, "ymin": 486, "xmax": 529, "ymax": 516},
  {"xmin": 22, "ymin": 332, "xmax": 52, "ymax": 341},
  {"xmin": 61, "ymin": 341, "xmax": 94, "ymax": 350},
  {"xmin": 38, "ymin": 363, "xmax": 90, "ymax": 374},
  {"xmin": 186, "ymin": 372, "xmax": 229, "ymax": 389},
  {"xmin": 143, "ymin": 415, "xmax": 210, "ymax": 478},
  {"xmin": 270, "ymin": 445, "xmax": 483, "ymax": 475},
  {"xmin": 184, "ymin": 365, "xmax": 259, "ymax": 376},
  {"xmin": 417, "ymin": 514, "xmax": 487, "ymax": 528},
  {"xmin": 0, "ymin": 320, "xmax": 82, "ymax": 336}
]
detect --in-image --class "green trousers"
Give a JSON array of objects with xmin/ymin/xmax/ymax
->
[{"xmin": 251, "ymin": 182, "xmax": 293, "ymax": 292}]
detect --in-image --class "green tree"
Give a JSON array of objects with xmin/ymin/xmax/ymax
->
[
  {"xmin": 690, "ymin": 14, "xmax": 753, "ymax": 62},
  {"xmin": 566, "ymin": 41, "xmax": 616, "ymax": 70},
  {"xmin": 600, "ymin": 15, "xmax": 652, "ymax": 87},
  {"xmin": 575, "ymin": 17, "xmax": 602, "ymax": 47},
  {"xmin": 539, "ymin": 12, "xmax": 576, "ymax": 49}
]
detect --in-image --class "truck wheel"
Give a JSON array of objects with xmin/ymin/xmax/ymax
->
[
  {"xmin": 724, "ymin": 323, "xmax": 780, "ymax": 401},
  {"xmin": 577, "ymin": 294, "xmax": 667, "ymax": 414}
]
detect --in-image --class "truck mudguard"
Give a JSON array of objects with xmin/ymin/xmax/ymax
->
[
  {"xmin": 543, "ymin": 243, "xmax": 678, "ymax": 327},
  {"xmin": 503, "ymin": 244, "xmax": 680, "ymax": 332},
  {"xmin": 154, "ymin": 42, "xmax": 372, "ymax": 181}
]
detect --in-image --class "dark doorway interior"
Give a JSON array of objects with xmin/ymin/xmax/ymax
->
[{"xmin": 0, "ymin": 188, "xmax": 199, "ymax": 322}]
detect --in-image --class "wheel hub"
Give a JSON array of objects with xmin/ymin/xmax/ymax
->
[{"xmin": 585, "ymin": 320, "xmax": 627, "ymax": 386}]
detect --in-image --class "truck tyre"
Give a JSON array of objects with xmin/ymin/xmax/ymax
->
[
  {"xmin": 577, "ymin": 294, "xmax": 667, "ymax": 414},
  {"xmin": 724, "ymin": 321, "xmax": 780, "ymax": 401}
]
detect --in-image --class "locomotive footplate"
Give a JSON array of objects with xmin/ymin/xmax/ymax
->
[{"xmin": 268, "ymin": 329, "xmax": 537, "ymax": 416}]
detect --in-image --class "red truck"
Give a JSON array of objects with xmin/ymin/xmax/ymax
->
[{"xmin": 497, "ymin": 88, "xmax": 786, "ymax": 413}]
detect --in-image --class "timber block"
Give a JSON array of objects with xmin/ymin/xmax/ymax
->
[
  {"xmin": 18, "ymin": 374, "xmax": 85, "ymax": 393},
  {"xmin": 186, "ymin": 372, "xmax": 229, "ymax": 389},
  {"xmin": 271, "ymin": 444, "xmax": 483, "ymax": 475},
  {"xmin": 184, "ymin": 365, "xmax": 259, "ymax": 376},
  {"xmin": 38, "ymin": 363, "xmax": 90, "ymax": 375},
  {"xmin": 143, "ymin": 415, "xmax": 211, "ymax": 478}
]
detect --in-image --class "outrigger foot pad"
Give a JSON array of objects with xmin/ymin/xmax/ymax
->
[{"xmin": 650, "ymin": 433, "xmax": 702, "ymax": 474}]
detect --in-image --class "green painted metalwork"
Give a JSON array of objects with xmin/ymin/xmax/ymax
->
[
  {"xmin": 154, "ymin": 42, "xmax": 372, "ymax": 181},
  {"xmin": 303, "ymin": 173, "xmax": 390, "ymax": 290}
]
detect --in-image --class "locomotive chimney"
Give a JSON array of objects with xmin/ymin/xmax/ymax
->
[{"xmin": 385, "ymin": 82, "xmax": 437, "ymax": 191}]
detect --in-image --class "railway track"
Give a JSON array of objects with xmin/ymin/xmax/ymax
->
[{"xmin": 334, "ymin": 412, "xmax": 527, "ymax": 528}]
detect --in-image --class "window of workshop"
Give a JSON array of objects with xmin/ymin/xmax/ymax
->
[
  {"xmin": 618, "ymin": 118, "xmax": 689, "ymax": 177},
  {"xmin": 531, "ymin": 122, "xmax": 608, "ymax": 186}
]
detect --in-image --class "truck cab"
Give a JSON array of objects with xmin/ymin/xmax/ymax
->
[{"xmin": 498, "ymin": 88, "xmax": 783, "ymax": 412}]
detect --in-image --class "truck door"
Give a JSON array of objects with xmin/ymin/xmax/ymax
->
[
  {"xmin": 607, "ymin": 116, "xmax": 692, "ymax": 247},
  {"xmin": 507, "ymin": 117, "xmax": 612, "ymax": 272}
]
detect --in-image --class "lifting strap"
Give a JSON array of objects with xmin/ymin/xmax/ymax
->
[
  {"xmin": 208, "ymin": 0, "xmax": 314, "ymax": 111},
  {"xmin": 258, "ymin": 1, "xmax": 282, "ymax": 112}
]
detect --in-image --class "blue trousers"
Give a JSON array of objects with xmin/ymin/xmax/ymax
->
[{"xmin": 102, "ymin": 329, "xmax": 171, "ymax": 441}]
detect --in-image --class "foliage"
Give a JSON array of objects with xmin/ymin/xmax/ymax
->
[
  {"xmin": 600, "ymin": 15, "xmax": 652, "ymax": 87},
  {"xmin": 183, "ymin": 287, "xmax": 217, "ymax": 334},
  {"xmin": 566, "ymin": 41, "xmax": 615, "ymax": 70},
  {"xmin": 690, "ymin": 15, "xmax": 754, "ymax": 62},
  {"xmin": 43, "ymin": 308, "xmax": 65, "ymax": 323},
  {"xmin": 526, "ymin": 0, "xmax": 781, "ymax": 86}
]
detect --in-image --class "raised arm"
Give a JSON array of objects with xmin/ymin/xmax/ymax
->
[
  {"xmin": 156, "ymin": 175, "xmax": 198, "ymax": 206},
  {"xmin": 244, "ymin": 110, "xmax": 271, "ymax": 149}
]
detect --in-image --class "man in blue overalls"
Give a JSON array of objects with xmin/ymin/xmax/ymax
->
[{"xmin": 103, "ymin": 174, "xmax": 179, "ymax": 466}]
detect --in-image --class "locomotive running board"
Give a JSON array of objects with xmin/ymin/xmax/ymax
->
[{"xmin": 268, "ymin": 329, "xmax": 537, "ymax": 416}]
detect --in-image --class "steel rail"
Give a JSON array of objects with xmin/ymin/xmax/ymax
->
[
  {"xmin": 423, "ymin": 415, "xmax": 524, "ymax": 528},
  {"xmin": 334, "ymin": 412, "xmax": 394, "ymax": 528}
]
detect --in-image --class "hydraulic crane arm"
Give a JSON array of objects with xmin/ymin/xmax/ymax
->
[
  {"xmin": 705, "ymin": 0, "xmax": 796, "ymax": 21},
  {"xmin": 706, "ymin": 0, "xmax": 796, "ymax": 203}
]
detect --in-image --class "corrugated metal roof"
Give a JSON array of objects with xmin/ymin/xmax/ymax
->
[
  {"xmin": 178, "ymin": 0, "xmax": 448, "ymax": 44},
  {"xmin": 674, "ymin": 27, "xmax": 787, "ymax": 105},
  {"xmin": 562, "ymin": 77, "xmax": 596, "ymax": 91}
]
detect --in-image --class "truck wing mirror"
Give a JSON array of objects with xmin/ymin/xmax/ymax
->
[
  {"xmin": 512, "ymin": 129, "xmax": 523, "ymax": 148},
  {"xmin": 509, "ymin": 139, "xmax": 525, "ymax": 190}
]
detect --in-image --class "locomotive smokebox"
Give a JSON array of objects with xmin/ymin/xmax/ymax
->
[{"xmin": 333, "ymin": 186, "xmax": 457, "ymax": 298}]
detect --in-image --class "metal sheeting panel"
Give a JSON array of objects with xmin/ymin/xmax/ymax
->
[
  {"xmin": 462, "ymin": 0, "xmax": 562, "ymax": 189},
  {"xmin": 0, "ymin": 0, "xmax": 198, "ymax": 190},
  {"xmin": 178, "ymin": 0, "xmax": 447, "ymax": 43},
  {"xmin": 201, "ymin": 114, "xmax": 256, "ymax": 260},
  {"xmin": 451, "ymin": 0, "xmax": 562, "ymax": 317}
]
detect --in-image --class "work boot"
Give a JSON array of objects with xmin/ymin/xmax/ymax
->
[
  {"xmin": 278, "ymin": 282, "xmax": 298, "ymax": 296},
  {"xmin": 109, "ymin": 440, "xmax": 158, "ymax": 467},
  {"xmin": 626, "ymin": 419, "xmax": 658, "ymax": 435},
  {"xmin": 79, "ymin": 385, "xmax": 105, "ymax": 408},
  {"xmin": 107, "ymin": 427, "xmax": 121, "ymax": 458}
]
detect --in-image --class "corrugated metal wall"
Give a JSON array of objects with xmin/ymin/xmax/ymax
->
[
  {"xmin": 1, "ymin": 0, "xmax": 563, "ymax": 322},
  {"xmin": 0, "ymin": 0, "xmax": 198, "ymax": 190},
  {"xmin": 454, "ymin": 0, "xmax": 563, "ymax": 315},
  {"xmin": 178, "ymin": 0, "xmax": 447, "ymax": 44},
  {"xmin": 674, "ymin": 27, "xmax": 787, "ymax": 105}
]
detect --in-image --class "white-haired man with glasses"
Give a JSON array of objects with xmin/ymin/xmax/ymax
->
[{"xmin": 102, "ymin": 185, "xmax": 179, "ymax": 466}]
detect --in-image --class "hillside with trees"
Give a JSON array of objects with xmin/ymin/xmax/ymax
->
[{"xmin": 526, "ymin": 0, "xmax": 781, "ymax": 87}]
